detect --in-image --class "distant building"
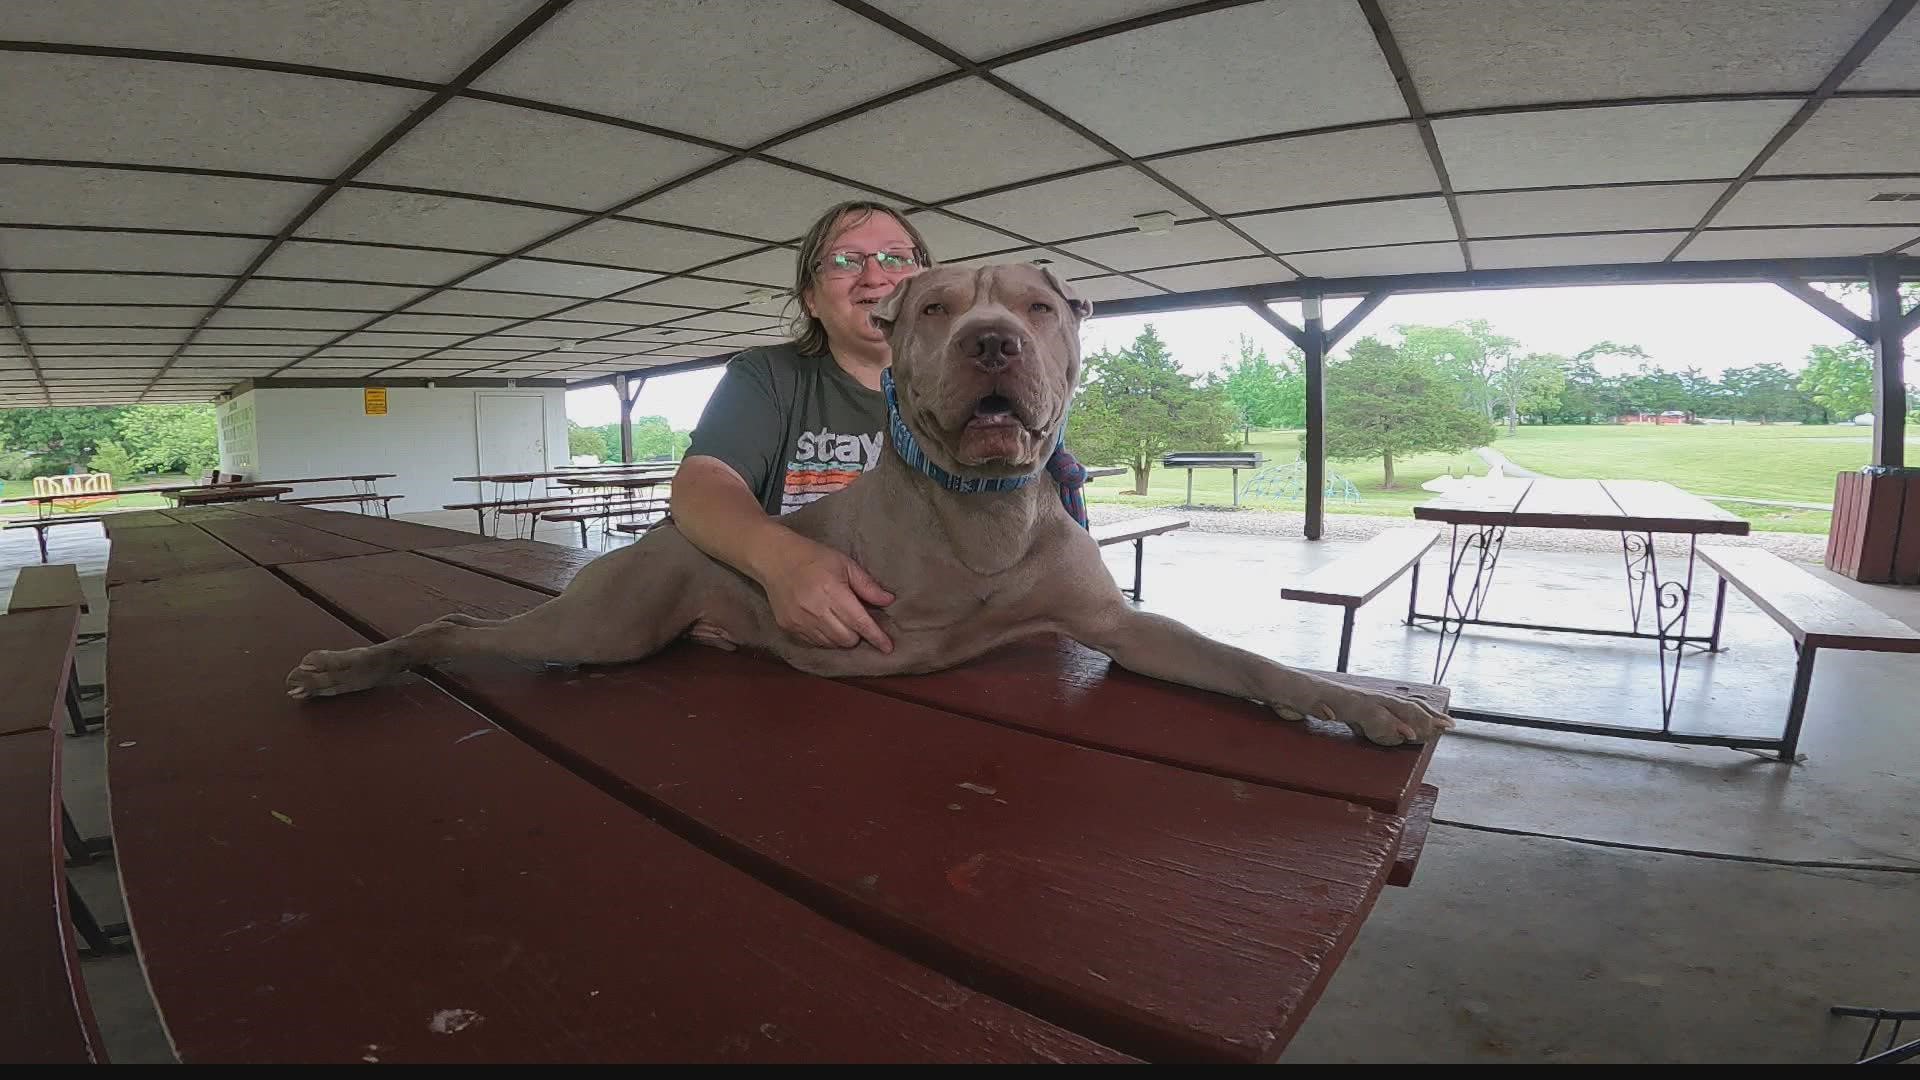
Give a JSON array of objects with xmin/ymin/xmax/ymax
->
[{"xmin": 1617, "ymin": 410, "xmax": 1695, "ymax": 425}]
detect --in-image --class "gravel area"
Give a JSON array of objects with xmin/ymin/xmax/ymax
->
[{"xmin": 1087, "ymin": 503, "xmax": 1829, "ymax": 563}]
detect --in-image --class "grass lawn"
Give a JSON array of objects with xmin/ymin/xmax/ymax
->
[
  {"xmin": 0, "ymin": 475, "xmax": 189, "ymax": 518},
  {"xmin": 1084, "ymin": 423, "xmax": 1916, "ymax": 534},
  {"xmin": 1084, "ymin": 429, "xmax": 1485, "ymax": 519}
]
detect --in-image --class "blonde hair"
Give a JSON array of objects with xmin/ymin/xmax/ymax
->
[{"xmin": 787, "ymin": 201, "xmax": 935, "ymax": 357}]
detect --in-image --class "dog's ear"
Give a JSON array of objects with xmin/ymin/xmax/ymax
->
[
  {"xmin": 869, "ymin": 274, "xmax": 917, "ymax": 336},
  {"xmin": 1039, "ymin": 265, "xmax": 1093, "ymax": 322}
]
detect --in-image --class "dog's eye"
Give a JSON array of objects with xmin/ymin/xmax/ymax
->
[
  {"xmin": 922, "ymin": 302, "xmax": 945, "ymax": 316},
  {"xmin": 1031, "ymin": 301, "xmax": 1054, "ymax": 315}
]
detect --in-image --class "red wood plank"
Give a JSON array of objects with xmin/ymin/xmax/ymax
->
[
  {"xmin": 0, "ymin": 607, "xmax": 80, "ymax": 737},
  {"xmin": 99, "ymin": 510, "xmax": 178, "ymax": 535},
  {"xmin": 107, "ymin": 566, "xmax": 1120, "ymax": 1064},
  {"xmin": 0, "ymin": 728, "xmax": 104, "ymax": 1063},
  {"xmin": 1859, "ymin": 474, "xmax": 1906, "ymax": 583},
  {"xmin": 418, "ymin": 538, "xmax": 599, "ymax": 595},
  {"xmin": 1896, "ymin": 474, "xmax": 1920, "ymax": 586},
  {"xmin": 191, "ymin": 514, "xmax": 384, "ymax": 566},
  {"xmin": 286, "ymin": 553, "xmax": 1420, "ymax": 1063},
  {"xmin": 229, "ymin": 501, "xmax": 477, "ymax": 551},
  {"xmin": 1387, "ymin": 783, "xmax": 1440, "ymax": 888},
  {"xmin": 106, "ymin": 523, "xmax": 250, "ymax": 586}
]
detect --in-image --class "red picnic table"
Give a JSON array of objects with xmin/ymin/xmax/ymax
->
[{"xmin": 98, "ymin": 508, "xmax": 1446, "ymax": 1063}]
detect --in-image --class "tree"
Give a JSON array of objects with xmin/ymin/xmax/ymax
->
[
  {"xmin": 1067, "ymin": 324, "xmax": 1237, "ymax": 495},
  {"xmin": 1719, "ymin": 363, "xmax": 1806, "ymax": 424},
  {"xmin": 88, "ymin": 440, "xmax": 138, "ymax": 482},
  {"xmin": 1396, "ymin": 319, "xmax": 1519, "ymax": 423},
  {"xmin": 114, "ymin": 405, "xmax": 218, "ymax": 476},
  {"xmin": 1492, "ymin": 352, "xmax": 1567, "ymax": 433},
  {"xmin": 1208, "ymin": 335, "xmax": 1303, "ymax": 442},
  {"xmin": 567, "ymin": 421, "xmax": 608, "ymax": 461},
  {"xmin": 587, "ymin": 416, "xmax": 690, "ymax": 461},
  {"xmin": 1798, "ymin": 341, "xmax": 1873, "ymax": 422},
  {"xmin": 0, "ymin": 406, "xmax": 126, "ymax": 472},
  {"xmin": 1321, "ymin": 336, "xmax": 1495, "ymax": 488}
]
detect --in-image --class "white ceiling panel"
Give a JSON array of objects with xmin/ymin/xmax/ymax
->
[
  {"xmin": 1470, "ymin": 232, "xmax": 1687, "ymax": 269},
  {"xmin": 626, "ymin": 162, "xmax": 891, "ymax": 242},
  {"xmin": 1678, "ymin": 226, "xmax": 1919, "ymax": 261},
  {"xmin": 1384, "ymin": 0, "xmax": 1882, "ymax": 111},
  {"xmin": 1456, "ymin": 184, "xmax": 1722, "ymax": 237},
  {"xmin": 1764, "ymin": 100, "xmax": 1920, "ymax": 175},
  {"xmin": 463, "ymin": 335, "xmax": 571, "ymax": 352},
  {"xmin": 296, "ymin": 189, "xmax": 585, "ymax": 252},
  {"xmin": 32, "ymin": 327, "xmax": 187, "ymax": 344},
  {"xmin": 942, "ymin": 168, "xmax": 1199, "ymax": 244},
  {"xmin": 418, "ymin": 349, "xmax": 527, "ymax": 361},
  {"xmin": 193, "ymin": 328, "xmax": 336, "ymax": 345},
  {"xmin": 256, "ymin": 241, "xmax": 491, "ymax": 285},
  {"xmin": 1846, "ymin": 13, "xmax": 1920, "ymax": 90},
  {"xmin": 308, "ymin": 346, "xmax": 432, "ymax": 359},
  {"xmin": 554, "ymin": 300, "xmax": 698, "ymax": 326},
  {"xmin": 700, "ymin": 249, "xmax": 800, "ymax": 288},
  {"xmin": 5, "ymin": 272, "xmax": 230, "ymax": 305},
  {"xmin": 864, "ymin": 0, "xmax": 1180, "ymax": 60},
  {"xmin": 292, "ymin": 356, "xmax": 392, "ymax": 369},
  {"xmin": 1434, "ymin": 102, "xmax": 1800, "ymax": 189},
  {"xmin": 1, "ymin": 53, "xmax": 426, "ymax": 176},
  {"xmin": 0, "ymin": 165, "xmax": 319, "ymax": 233},
  {"xmin": 996, "ymin": 0, "xmax": 1407, "ymax": 155},
  {"xmin": 461, "ymin": 259, "xmax": 659, "ymax": 297},
  {"xmin": 1062, "ymin": 220, "xmax": 1260, "ymax": 271},
  {"xmin": 0, "ymin": 1, "xmax": 548, "ymax": 81},
  {"xmin": 1238, "ymin": 197, "xmax": 1457, "ymax": 253},
  {"xmin": 228, "ymin": 279, "xmax": 428, "ymax": 310},
  {"xmin": 1721, "ymin": 178, "xmax": 1920, "ymax": 227},
  {"xmin": 0, "ymin": 228, "xmax": 262, "ymax": 276},
  {"xmin": 1150, "ymin": 125, "xmax": 1440, "ymax": 214},
  {"xmin": 18, "ymin": 305, "xmax": 202, "ymax": 327},
  {"xmin": 1286, "ymin": 241, "xmax": 1465, "ymax": 278},
  {"xmin": 335, "ymin": 332, "xmax": 470, "ymax": 348},
  {"xmin": 181, "ymin": 344, "xmax": 309, "ymax": 357},
  {"xmin": 208, "ymin": 308, "xmax": 370, "ymax": 330},
  {"xmin": 663, "ymin": 312, "xmax": 783, "ymax": 333},
  {"xmin": 474, "ymin": 0, "xmax": 949, "ymax": 145},
  {"xmin": 365, "ymin": 312, "xmax": 517, "ymax": 335},
  {"xmin": 774, "ymin": 78, "xmax": 1111, "ymax": 202},
  {"xmin": 947, "ymin": 247, "xmax": 1106, "ymax": 279},
  {"xmin": 38, "ymin": 356, "xmax": 165, "ymax": 369},
  {"xmin": 33, "ymin": 344, "xmax": 172, "ymax": 357},
  {"xmin": 359, "ymin": 97, "xmax": 724, "ymax": 211},
  {"xmin": 1136, "ymin": 256, "xmax": 1294, "ymax": 292},
  {"xmin": 509, "ymin": 320, "xmax": 627, "ymax": 338},
  {"xmin": 529, "ymin": 220, "xmax": 757, "ymax": 273},
  {"xmin": 902, "ymin": 211, "xmax": 1025, "ymax": 260},
  {"xmin": 407, "ymin": 290, "xmax": 579, "ymax": 318},
  {"xmin": 614, "ymin": 277, "xmax": 764, "ymax": 310},
  {"xmin": 639, "ymin": 345, "xmax": 734, "ymax": 358}
]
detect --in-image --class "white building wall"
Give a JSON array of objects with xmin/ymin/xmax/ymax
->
[{"xmin": 215, "ymin": 386, "xmax": 567, "ymax": 513}]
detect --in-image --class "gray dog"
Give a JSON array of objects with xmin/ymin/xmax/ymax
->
[{"xmin": 287, "ymin": 263, "xmax": 1452, "ymax": 747}]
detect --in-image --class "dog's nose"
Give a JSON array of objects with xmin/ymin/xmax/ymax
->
[{"xmin": 968, "ymin": 330, "xmax": 1021, "ymax": 372}]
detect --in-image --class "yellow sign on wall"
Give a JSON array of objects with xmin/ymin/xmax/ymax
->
[{"xmin": 364, "ymin": 387, "xmax": 388, "ymax": 416}]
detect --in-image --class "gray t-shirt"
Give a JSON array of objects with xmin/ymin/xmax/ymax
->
[{"xmin": 685, "ymin": 344, "xmax": 887, "ymax": 516}]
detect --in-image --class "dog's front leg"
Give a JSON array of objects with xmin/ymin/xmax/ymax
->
[{"xmin": 1065, "ymin": 602, "xmax": 1452, "ymax": 747}]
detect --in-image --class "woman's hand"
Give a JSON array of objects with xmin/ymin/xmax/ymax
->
[{"xmin": 757, "ymin": 531, "xmax": 896, "ymax": 652}]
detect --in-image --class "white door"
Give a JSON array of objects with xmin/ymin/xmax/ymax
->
[{"xmin": 475, "ymin": 392, "xmax": 548, "ymax": 487}]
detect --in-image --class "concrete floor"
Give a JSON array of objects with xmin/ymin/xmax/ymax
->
[{"xmin": 8, "ymin": 510, "xmax": 1917, "ymax": 1064}]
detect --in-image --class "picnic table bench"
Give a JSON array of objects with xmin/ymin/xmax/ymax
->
[
  {"xmin": 1, "ymin": 604, "xmax": 111, "ymax": 1063},
  {"xmin": 1697, "ymin": 546, "xmax": 1920, "ymax": 760},
  {"xmin": 98, "ymin": 508, "xmax": 1448, "ymax": 1062},
  {"xmin": 1283, "ymin": 527, "xmax": 1440, "ymax": 672},
  {"xmin": 9, "ymin": 564, "xmax": 99, "ymax": 736},
  {"xmin": 1090, "ymin": 514, "xmax": 1191, "ymax": 602}
]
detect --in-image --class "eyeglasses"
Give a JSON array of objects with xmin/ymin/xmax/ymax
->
[{"xmin": 815, "ymin": 248, "xmax": 923, "ymax": 277}]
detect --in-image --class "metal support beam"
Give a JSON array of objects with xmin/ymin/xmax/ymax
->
[
  {"xmin": 1869, "ymin": 256, "xmax": 1908, "ymax": 467},
  {"xmin": 1240, "ymin": 294, "xmax": 1327, "ymax": 539},
  {"xmin": 1240, "ymin": 292, "xmax": 1308, "ymax": 351},
  {"xmin": 614, "ymin": 373, "xmax": 645, "ymax": 464},
  {"xmin": 1773, "ymin": 277, "xmax": 1875, "ymax": 343},
  {"xmin": 1327, "ymin": 290, "xmax": 1390, "ymax": 348}
]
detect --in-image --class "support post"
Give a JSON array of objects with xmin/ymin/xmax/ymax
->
[
  {"xmin": 1302, "ymin": 293, "xmax": 1327, "ymax": 540},
  {"xmin": 1869, "ymin": 257, "xmax": 1907, "ymax": 468}
]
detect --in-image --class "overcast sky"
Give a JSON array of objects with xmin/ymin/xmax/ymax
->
[{"xmin": 567, "ymin": 281, "xmax": 1895, "ymax": 430}]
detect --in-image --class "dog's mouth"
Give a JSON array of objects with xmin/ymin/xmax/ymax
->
[{"xmin": 964, "ymin": 392, "xmax": 1044, "ymax": 436}]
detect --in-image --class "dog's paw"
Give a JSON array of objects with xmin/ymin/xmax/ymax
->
[
  {"xmin": 285, "ymin": 646, "xmax": 403, "ymax": 700},
  {"xmin": 1271, "ymin": 686, "xmax": 1453, "ymax": 747}
]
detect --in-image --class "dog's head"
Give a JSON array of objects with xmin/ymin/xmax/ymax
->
[{"xmin": 870, "ymin": 262, "xmax": 1093, "ymax": 479}]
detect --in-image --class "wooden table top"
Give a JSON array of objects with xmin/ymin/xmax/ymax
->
[
  {"xmin": 1413, "ymin": 477, "xmax": 1750, "ymax": 535},
  {"xmin": 101, "ymin": 510, "xmax": 1446, "ymax": 1063}
]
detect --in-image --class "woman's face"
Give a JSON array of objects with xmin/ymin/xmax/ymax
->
[{"xmin": 802, "ymin": 211, "xmax": 922, "ymax": 354}]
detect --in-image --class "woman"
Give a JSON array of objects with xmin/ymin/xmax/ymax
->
[{"xmin": 672, "ymin": 201, "xmax": 935, "ymax": 656}]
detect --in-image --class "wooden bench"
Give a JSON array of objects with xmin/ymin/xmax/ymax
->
[
  {"xmin": 1090, "ymin": 514, "xmax": 1191, "ymax": 602},
  {"xmin": 1, "ymin": 604, "xmax": 117, "ymax": 1064},
  {"xmin": 1282, "ymin": 527, "xmax": 1440, "ymax": 673},
  {"xmin": 168, "ymin": 484, "xmax": 293, "ymax": 507},
  {"xmin": 547, "ymin": 498, "xmax": 668, "ymax": 546},
  {"xmin": 4, "ymin": 514, "xmax": 112, "ymax": 563},
  {"xmin": 9, "ymin": 565, "xmax": 97, "ymax": 735},
  {"xmin": 1698, "ymin": 546, "xmax": 1920, "ymax": 761},
  {"xmin": 282, "ymin": 493, "xmax": 404, "ymax": 517}
]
